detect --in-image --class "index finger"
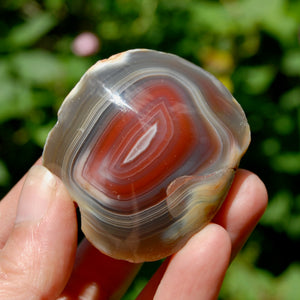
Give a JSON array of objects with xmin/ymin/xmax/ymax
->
[{"xmin": 213, "ymin": 169, "xmax": 268, "ymax": 259}]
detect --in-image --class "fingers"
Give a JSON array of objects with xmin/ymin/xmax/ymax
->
[
  {"xmin": 0, "ymin": 166, "xmax": 264, "ymax": 299},
  {"xmin": 0, "ymin": 165, "xmax": 77, "ymax": 299},
  {"xmin": 59, "ymin": 239, "xmax": 142, "ymax": 299},
  {"xmin": 138, "ymin": 224, "xmax": 231, "ymax": 300},
  {"xmin": 138, "ymin": 170, "xmax": 268, "ymax": 299},
  {"xmin": 213, "ymin": 169, "xmax": 268, "ymax": 259},
  {"xmin": 1, "ymin": 160, "xmax": 141, "ymax": 300},
  {"xmin": 0, "ymin": 173, "xmax": 27, "ymax": 248},
  {"xmin": 60, "ymin": 169, "xmax": 267, "ymax": 300},
  {"xmin": 0, "ymin": 158, "xmax": 42, "ymax": 248}
]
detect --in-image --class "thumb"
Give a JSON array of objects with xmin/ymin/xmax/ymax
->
[{"xmin": 0, "ymin": 165, "xmax": 77, "ymax": 300}]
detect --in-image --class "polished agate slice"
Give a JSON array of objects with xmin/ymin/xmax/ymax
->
[{"xmin": 43, "ymin": 49, "xmax": 250, "ymax": 262}]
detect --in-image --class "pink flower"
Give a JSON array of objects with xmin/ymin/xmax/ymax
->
[{"xmin": 72, "ymin": 32, "xmax": 100, "ymax": 56}]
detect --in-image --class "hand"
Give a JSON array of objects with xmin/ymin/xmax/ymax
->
[{"xmin": 0, "ymin": 161, "xmax": 267, "ymax": 300}]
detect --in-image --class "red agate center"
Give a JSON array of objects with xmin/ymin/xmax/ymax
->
[{"xmin": 82, "ymin": 80, "xmax": 215, "ymax": 209}]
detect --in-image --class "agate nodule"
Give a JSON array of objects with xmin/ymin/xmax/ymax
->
[{"xmin": 43, "ymin": 49, "xmax": 250, "ymax": 262}]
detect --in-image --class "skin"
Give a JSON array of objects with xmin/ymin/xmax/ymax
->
[{"xmin": 0, "ymin": 159, "xmax": 267, "ymax": 300}]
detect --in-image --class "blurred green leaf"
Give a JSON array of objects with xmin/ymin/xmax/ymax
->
[
  {"xmin": 276, "ymin": 264, "xmax": 300, "ymax": 300},
  {"xmin": 261, "ymin": 190, "xmax": 292, "ymax": 229},
  {"xmin": 0, "ymin": 79, "xmax": 33, "ymax": 122},
  {"xmin": 44, "ymin": 0, "xmax": 65, "ymax": 11},
  {"xmin": 220, "ymin": 255, "xmax": 274, "ymax": 300},
  {"xmin": 190, "ymin": 2, "xmax": 235, "ymax": 35},
  {"xmin": 221, "ymin": 260, "xmax": 300, "ymax": 300},
  {"xmin": 282, "ymin": 50, "xmax": 300, "ymax": 76},
  {"xmin": 238, "ymin": 65, "xmax": 276, "ymax": 94},
  {"xmin": 0, "ymin": 60, "xmax": 10, "ymax": 78},
  {"xmin": 261, "ymin": 138, "xmax": 281, "ymax": 156},
  {"xmin": 259, "ymin": 0, "xmax": 299, "ymax": 44},
  {"xmin": 285, "ymin": 213, "xmax": 300, "ymax": 239},
  {"xmin": 11, "ymin": 50, "xmax": 64, "ymax": 85},
  {"xmin": 6, "ymin": 12, "xmax": 57, "ymax": 49},
  {"xmin": 280, "ymin": 88, "xmax": 300, "ymax": 111},
  {"xmin": 262, "ymin": 191, "xmax": 300, "ymax": 238},
  {"xmin": 99, "ymin": 20, "xmax": 122, "ymax": 40},
  {"xmin": 273, "ymin": 114, "xmax": 295, "ymax": 135},
  {"xmin": 271, "ymin": 152, "xmax": 300, "ymax": 174},
  {"xmin": 0, "ymin": 160, "xmax": 10, "ymax": 186}
]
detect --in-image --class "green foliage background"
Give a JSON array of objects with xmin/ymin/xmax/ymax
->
[{"xmin": 0, "ymin": 0, "xmax": 299, "ymax": 299}]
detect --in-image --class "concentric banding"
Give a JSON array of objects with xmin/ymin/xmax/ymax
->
[{"xmin": 43, "ymin": 49, "xmax": 250, "ymax": 262}]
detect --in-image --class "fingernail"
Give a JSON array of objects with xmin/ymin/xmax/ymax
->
[{"xmin": 15, "ymin": 165, "xmax": 57, "ymax": 224}]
